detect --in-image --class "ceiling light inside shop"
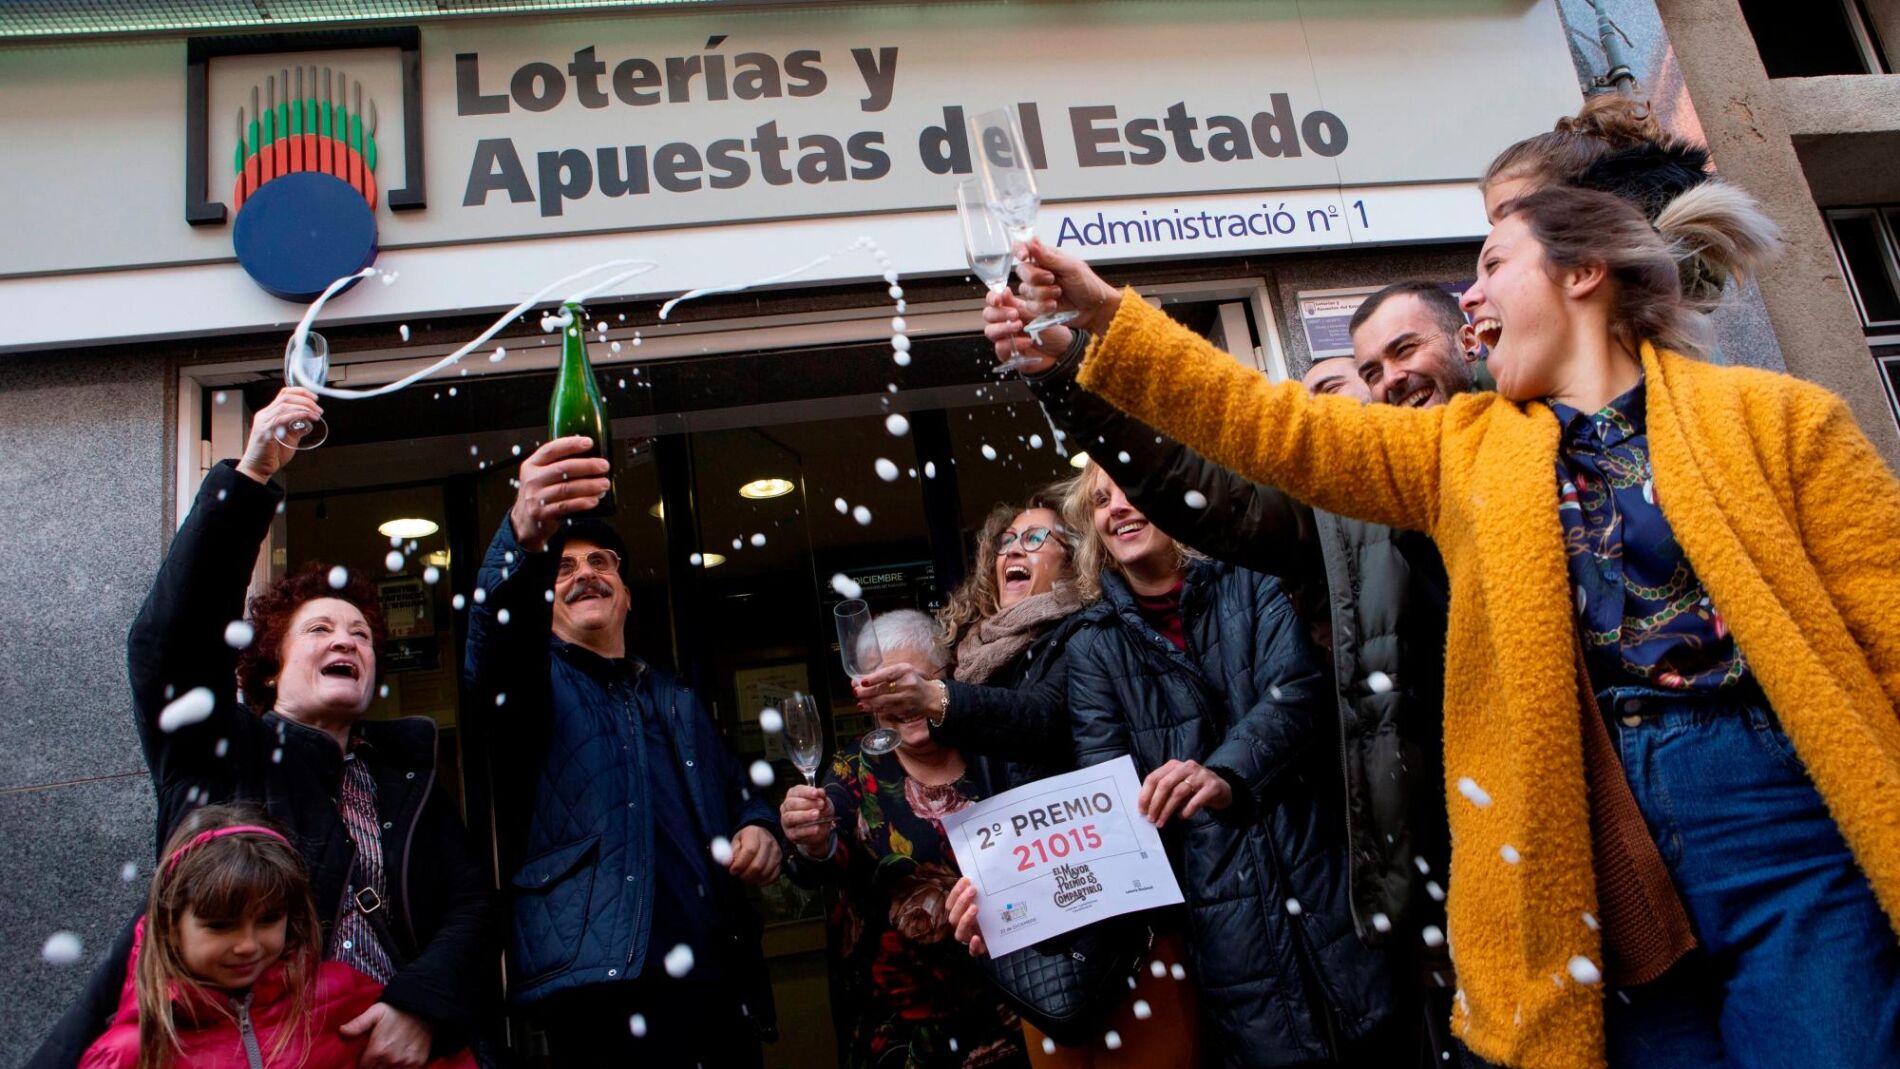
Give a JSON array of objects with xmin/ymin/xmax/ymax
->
[
  {"xmin": 424, "ymin": 550, "xmax": 451, "ymax": 568},
  {"xmin": 698, "ymin": 552, "xmax": 727, "ymax": 568},
  {"xmin": 738, "ymin": 478, "xmax": 795, "ymax": 500},
  {"xmin": 378, "ymin": 518, "xmax": 441, "ymax": 539},
  {"xmin": 648, "ymin": 501, "xmax": 665, "ymax": 521},
  {"xmin": 1069, "ymin": 451, "xmax": 1092, "ymax": 470}
]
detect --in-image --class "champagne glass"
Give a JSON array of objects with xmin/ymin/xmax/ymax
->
[
  {"xmin": 834, "ymin": 599, "xmax": 899, "ymax": 755},
  {"xmin": 967, "ymin": 105, "xmax": 1078, "ymax": 340},
  {"xmin": 782, "ymin": 692, "xmax": 823, "ymax": 788},
  {"xmin": 277, "ymin": 331, "xmax": 332, "ymax": 449},
  {"xmin": 958, "ymin": 179, "xmax": 1038, "ymax": 375}
]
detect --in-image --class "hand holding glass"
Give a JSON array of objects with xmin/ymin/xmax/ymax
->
[
  {"xmin": 277, "ymin": 331, "xmax": 332, "ymax": 449},
  {"xmin": 834, "ymin": 599, "xmax": 899, "ymax": 755},
  {"xmin": 782, "ymin": 692, "xmax": 823, "ymax": 787},
  {"xmin": 957, "ymin": 179, "xmax": 1039, "ymax": 374},
  {"xmin": 967, "ymin": 106, "xmax": 1078, "ymax": 340}
]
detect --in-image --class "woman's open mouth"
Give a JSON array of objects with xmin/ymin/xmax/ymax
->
[
  {"xmin": 1001, "ymin": 564, "xmax": 1032, "ymax": 591},
  {"xmin": 1473, "ymin": 317, "xmax": 1503, "ymax": 349},
  {"xmin": 1111, "ymin": 519, "xmax": 1148, "ymax": 542},
  {"xmin": 320, "ymin": 660, "xmax": 360, "ymax": 680}
]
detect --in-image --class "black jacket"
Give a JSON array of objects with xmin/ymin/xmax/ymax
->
[
  {"xmin": 1068, "ymin": 563, "xmax": 1392, "ymax": 1066},
  {"xmin": 933, "ymin": 611, "xmax": 1091, "ymax": 793},
  {"xmin": 463, "ymin": 519, "xmax": 779, "ymax": 1027},
  {"xmin": 30, "ymin": 461, "xmax": 495, "ymax": 1068},
  {"xmin": 1028, "ymin": 338, "xmax": 1450, "ymax": 947}
]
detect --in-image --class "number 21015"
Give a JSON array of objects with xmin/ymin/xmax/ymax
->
[{"xmin": 1012, "ymin": 824, "xmax": 1102, "ymax": 871}]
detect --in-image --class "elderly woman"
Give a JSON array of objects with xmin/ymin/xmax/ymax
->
[
  {"xmin": 855, "ymin": 493, "xmax": 1188, "ymax": 1065},
  {"xmin": 953, "ymin": 462, "xmax": 1395, "ymax": 1068},
  {"xmin": 32, "ymin": 388, "xmax": 492, "ymax": 1069},
  {"xmin": 781, "ymin": 609, "xmax": 1030, "ymax": 1069},
  {"xmin": 854, "ymin": 488, "xmax": 1084, "ymax": 794}
]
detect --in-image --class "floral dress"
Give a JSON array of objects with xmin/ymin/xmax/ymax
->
[{"xmin": 791, "ymin": 744, "xmax": 1029, "ymax": 1069}]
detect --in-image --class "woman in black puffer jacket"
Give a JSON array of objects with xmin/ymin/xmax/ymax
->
[
  {"xmin": 855, "ymin": 486, "xmax": 1084, "ymax": 790},
  {"xmin": 1056, "ymin": 461, "xmax": 1394, "ymax": 1069},
  {"xmin": 857, "ymin": 487, "xmax": 1194, "ymax": 1066}
]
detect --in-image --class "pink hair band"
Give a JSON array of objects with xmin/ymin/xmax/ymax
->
[{"xmin": 163, "ymin": 825, "xmax": 292, "ymax": 874}]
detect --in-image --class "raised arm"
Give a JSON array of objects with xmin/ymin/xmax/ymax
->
[
  {"xmin": 461, "ymin": 436, "xmax": 611, "ymax": 739},
  {"xmin": 1025, "ymin": 330, "xmax": 1322, "ymax": 578},
  {"xmin": 993, "ymin": 241, "xmax": 1447, "ymax": 535},
  {"xmin": 129, "ymin": 389, "xmax": 322, "ymax": 834}
]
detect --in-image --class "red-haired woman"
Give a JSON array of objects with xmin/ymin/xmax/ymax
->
[{"xmin": 34, "ymin": 387, "xmax": 492, "ymax": 1069}]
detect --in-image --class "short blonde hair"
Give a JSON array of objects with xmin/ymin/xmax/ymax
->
[{"xmin": 1060, "ymin": 462, "xmax": 1199, "ymax": 600}]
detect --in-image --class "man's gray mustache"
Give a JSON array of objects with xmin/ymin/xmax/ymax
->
[{"xmin": 564, "ymin": 579, "xmax": 614, "ymax": 604}]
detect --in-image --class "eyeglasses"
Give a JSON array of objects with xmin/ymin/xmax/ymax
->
[
  {"xmin": 556, "ymin": 549, "xmax": 622, "ymax": 580},
  {"xmin": 994, "ymin": 527, "xmax": 1068, "ymax": 554}
]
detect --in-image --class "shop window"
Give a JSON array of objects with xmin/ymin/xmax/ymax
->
[
  {"xmin": 1879, "ymin": 351, "xmax": 1900, "ymax": 437},
  {"xmin": 1826, "ymin": 208, "xmax": 1900, "ymax": 328},
  {"xmin": 1739, "ymin": 0, "xmax": 1887, "ymax": 77}
]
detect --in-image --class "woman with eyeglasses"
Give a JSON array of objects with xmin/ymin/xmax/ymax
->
[
  {"xmin": 952, "ymin": 461, "xmax": 1399, "ymax": 1068},
  {"xmin": 854, "ymin": 486, "xmax": 1084, "ymax": 789},
  {"xmin": 855, "ymin": 486, "xmax": 1194, "ymax": 1065}
]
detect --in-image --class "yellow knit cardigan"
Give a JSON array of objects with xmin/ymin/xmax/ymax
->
[{"xmin": 1077, "ymin": 293, "xmax": 1900, "ymax": 1069}]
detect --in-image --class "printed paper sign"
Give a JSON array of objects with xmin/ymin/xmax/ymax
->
[{"xmin": 941, "ymin": 756, "xmax": 1183, "ymax": 958}]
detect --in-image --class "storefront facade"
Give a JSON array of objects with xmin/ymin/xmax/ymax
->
[{"xmin": 0, "ymin": 1, "xmax": 1828, "ymax": 1063}]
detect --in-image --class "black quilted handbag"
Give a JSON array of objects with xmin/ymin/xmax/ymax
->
[{"xmin": 982, "ymin": 917, "xmax": 1152, "ymax": 1047}]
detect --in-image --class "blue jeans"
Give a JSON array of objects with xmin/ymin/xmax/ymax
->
[{"xmin": 1602, "ymin": 696, "xmax": 1900, "ymax": 1069}]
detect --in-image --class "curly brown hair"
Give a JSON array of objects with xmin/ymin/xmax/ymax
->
[
  {"xmin": 935, "ymin": 482, "xmax": 1080, "ymax": 652},
  {"xmin": 236, "ymin": 562, "xmax": 387, "ymax": 711}
]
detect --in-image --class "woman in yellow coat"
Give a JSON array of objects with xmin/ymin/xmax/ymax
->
[{"xmin": 983, "ymin": 182, "xmax": 1900, "ymax": 1069}]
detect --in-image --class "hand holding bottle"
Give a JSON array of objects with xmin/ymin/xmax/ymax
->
[{"xmin": 510, "ymin": 436, "xmax": 612, "ymax": 551}]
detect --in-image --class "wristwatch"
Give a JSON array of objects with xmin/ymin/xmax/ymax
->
[{"xmin": 927, "ymin": 679, "xmax": 951, "ymax": 728}]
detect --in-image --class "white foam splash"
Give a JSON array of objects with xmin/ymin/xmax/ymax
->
[
  {"xmin": 1457, "ymin": 777, "xmax": 1493, "ymax": 808},
  {"xmin": 223, "ymin": 620, "xmax": 254, "ymax": 650},
  {"xmin": 663, "ymin": 943, "xmax": 695, "ymax": 978},
  {"xmin": 159, "ymin": 687, "xmax": 216, "ymax": 733},
  {"xmin": 40, "ymin": 931, "xmax": 84, "ymax": 965},
  {"xmin": 831, "ymin": 574, "xmax": 863, "ymax": 599},
  {"xmin": 709, "ymin": 836, "xmax": 734, "ymax": 866},
  {"xmin": 874, "ymin": 459, "xmax": 900, "ymax": 482},
  {"xmin": 885, "ymin": 413, "xmax": 910, "ymax": 437},
  {"xmin": 1566, "ymin": 956, "xmax": 1602, "ymax": 985},
  {"xmin": 853, "ymin": 506, "xmax": 873, "ymax": 526},
  {"xmin": 749, "ymin": 760, "xmax": 774, "ymax": 788},
  {"xmin": 287, "ymin": 260, "xmax": 658, "ymax": 401},
  {"xmin": 1184, "ymin": 489, "xmax": 1208, "ymax": 509},
  {"xmin": 327, "ymin": 565, "xmax": 349, "ymax": 590},
  {"xmin": 759, "ymin": 709, "xmax": 784, "ymax": 735},
  {"xmin": 385, "ymin": 551, "xmax": 404, "ymax": 572}
]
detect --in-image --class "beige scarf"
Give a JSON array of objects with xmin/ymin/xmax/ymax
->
[{"xmin": 953, "ymin": 583, "xmax": 1084, "ymax": 684}]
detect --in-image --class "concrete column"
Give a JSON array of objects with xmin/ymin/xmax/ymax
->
[
  {"xmin": 1863, "ymin": 0, "xmax": 1900, "ymax": 70},
  {"xmin": 1653, "ymin": 0, "xmax": 1900, "ymax": 471}
]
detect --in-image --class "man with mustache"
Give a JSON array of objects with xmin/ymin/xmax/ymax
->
[
  {"xmin": 990, "ymin": 275, "xmax": 1476, "ymax": 1062},
  {"xmin": 464, "ymin": 436, "xmax": 784, "ymax": 1068}
]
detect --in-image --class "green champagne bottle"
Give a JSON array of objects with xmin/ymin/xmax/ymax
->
[{"xmin": 548, "ymin": 301, "xmax": 617, "ymax": 516}]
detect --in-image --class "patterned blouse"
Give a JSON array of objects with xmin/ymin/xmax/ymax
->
[
  {"xmin": 329, "ymin": 744, "xmax": 396, "ymax": 983},
  {"xmin": 793, "ymin": 744, "xmax": 1028, "ymax": 1069},
  {"xmin": 1550, "ymin": 379, "xmax": 1753, "ymax": 698}
]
